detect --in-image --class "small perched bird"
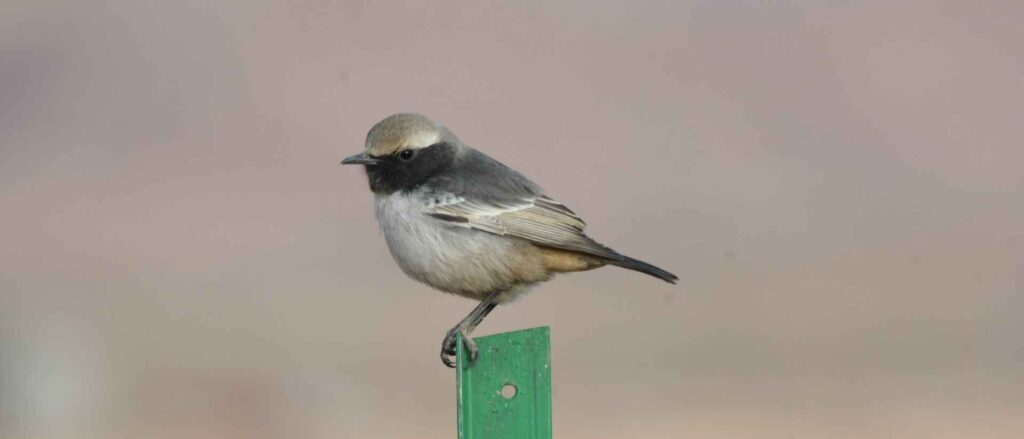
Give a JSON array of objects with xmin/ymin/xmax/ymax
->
[{"xmin": 342, "ymin": 113, "xmax": 677, "ymax": 367}]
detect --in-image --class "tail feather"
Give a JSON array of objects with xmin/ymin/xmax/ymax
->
[{"xmin": 609, "ymin": 254, "xmax": 678, "ymax": 284}]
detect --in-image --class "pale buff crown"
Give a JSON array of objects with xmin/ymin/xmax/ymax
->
[{"xmin": 365, "ymin": 113, "xmax": 452, "ymax": 157}]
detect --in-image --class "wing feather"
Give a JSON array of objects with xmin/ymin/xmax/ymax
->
[{"xmin": 427, "ymin": 192, "xmax": 620, "ymax": 260}]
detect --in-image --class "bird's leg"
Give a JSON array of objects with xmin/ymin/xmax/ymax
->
[{"xmin": 441, "ymin": 291, "xmax": 501, "ymax": 368}]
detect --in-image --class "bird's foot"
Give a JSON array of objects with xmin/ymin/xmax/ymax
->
[{"xmin": 440, "ymin": 326, "xmax": 479, "ymax": 368}]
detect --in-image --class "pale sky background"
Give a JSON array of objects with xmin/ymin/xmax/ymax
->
[{"xmin": 2, "ymin": 1, "xmax": 1023, "ymax": 438}]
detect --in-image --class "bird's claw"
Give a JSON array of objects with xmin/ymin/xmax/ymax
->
[{"xmin": 440, "ymin": 327, "xmax": 479, "ymax": 368}]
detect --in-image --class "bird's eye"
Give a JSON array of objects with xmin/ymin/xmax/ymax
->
[{"xmin": 399, "ymin": 149, "xmax": 415, "ymax": 161}]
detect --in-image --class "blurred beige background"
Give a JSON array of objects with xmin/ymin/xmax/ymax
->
[{"xmin": 2, "ymin": 1, "xmax": 1022, "ymax": 438}]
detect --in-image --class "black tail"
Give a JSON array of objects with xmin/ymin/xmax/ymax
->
[{"xmin": 609, "ymin": 254, "xmax": 678, "ymax": 284}]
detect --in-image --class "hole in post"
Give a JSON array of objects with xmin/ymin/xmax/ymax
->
[{"xmin": 500, "ymin": 383, "xmax": 517, "ymax": 399}]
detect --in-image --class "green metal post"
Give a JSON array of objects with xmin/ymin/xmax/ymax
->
[{"xmin": 456, "ymin": 326, "xmax": 552, "ymax": 439}]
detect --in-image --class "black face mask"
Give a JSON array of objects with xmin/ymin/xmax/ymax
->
[{"xmin": 366, "ymin": 142, "xmax": 457, "ymax": 194}]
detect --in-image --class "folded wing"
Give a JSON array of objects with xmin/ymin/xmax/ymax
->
[{"xmin": 425, "ymin": 192, "xmax": 621, "ymax": 261}]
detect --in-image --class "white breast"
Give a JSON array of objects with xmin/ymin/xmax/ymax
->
[{"xmin": 373, "ymin": 190, "xmax": 544, "ymax": 301}]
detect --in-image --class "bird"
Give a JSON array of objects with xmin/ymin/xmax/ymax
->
[{"xmin": 341, "ymin": 113, "xmax": 677, "ymax": 367}]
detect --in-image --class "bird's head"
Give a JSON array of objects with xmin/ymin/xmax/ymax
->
[{"xmin": 341, "ymin": 113, "xmax": 461, "ymax": 194}]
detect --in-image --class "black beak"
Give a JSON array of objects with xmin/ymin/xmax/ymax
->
[{"xmin": 340, "ymin": 152, "xmax": 381, "ymax": 166}]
